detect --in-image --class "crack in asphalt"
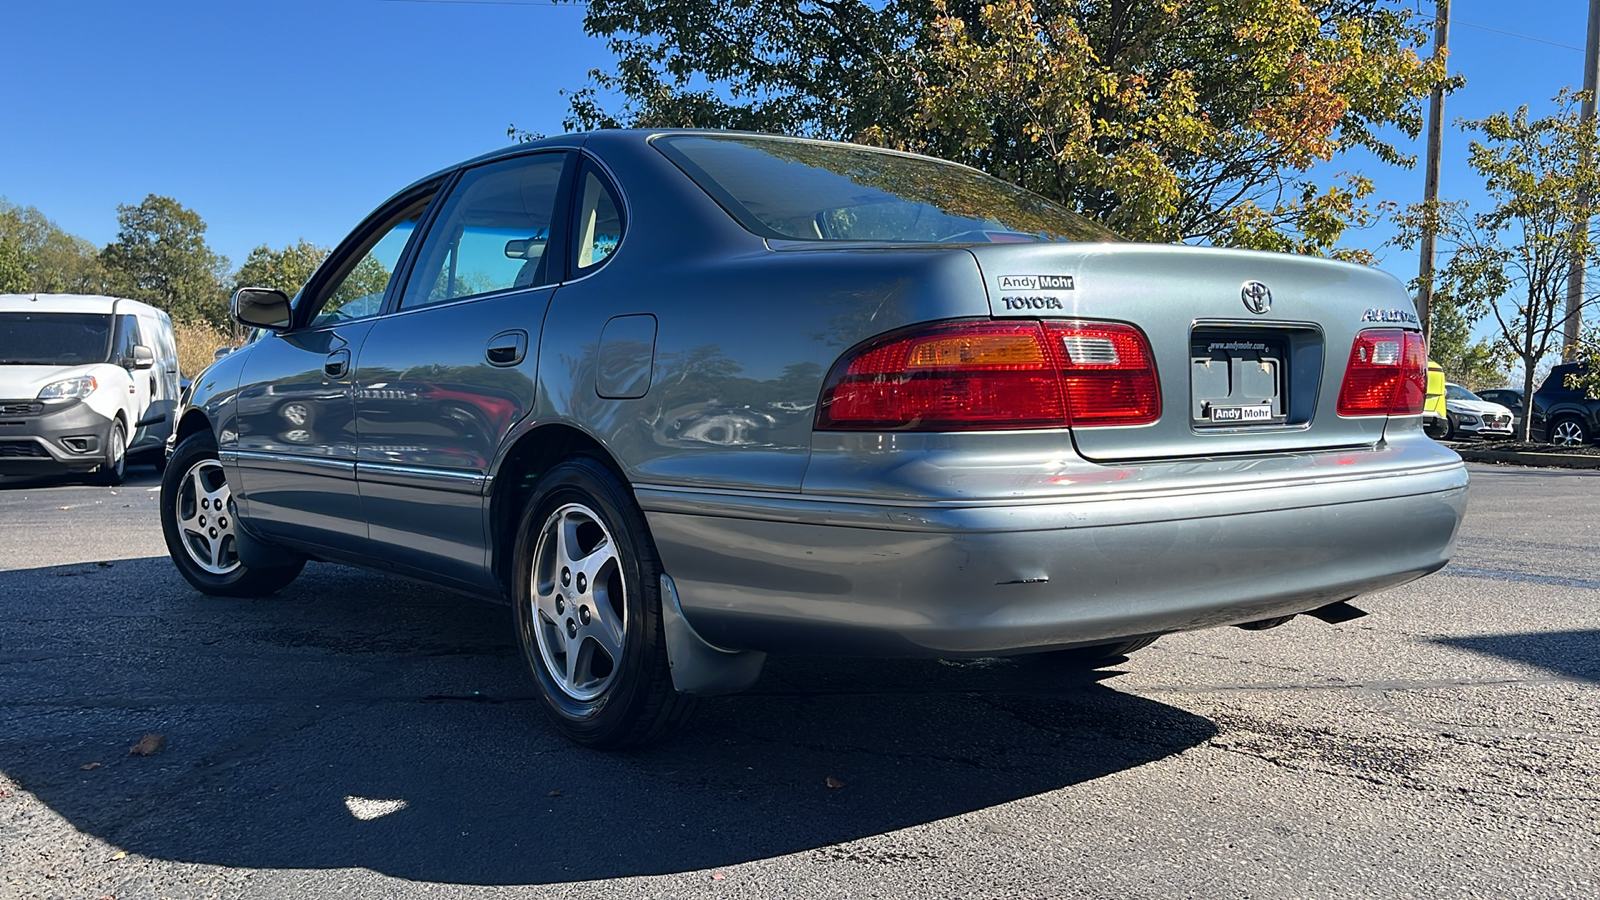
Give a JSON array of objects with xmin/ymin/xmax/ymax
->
[{"xmin": 1442, "ymin": 566, "xmax": 1600, "ymax": 590}]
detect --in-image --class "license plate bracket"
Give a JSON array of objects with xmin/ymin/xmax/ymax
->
[{"xmin": 1191, "ymin": 335, "xmax": 1290, "ymax": 428}]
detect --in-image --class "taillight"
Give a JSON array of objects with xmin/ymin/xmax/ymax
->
[
  {"xmin": 1336, "ymin": 329, "xmax": 1427, "ymax": 417},
  {"xmin": 1042, "ymin": 321, "xmax": 1161, "ymax": 426},
  {"xmin": 816, "ymin": 319, "xmax": 1160, "ymax": 431}
]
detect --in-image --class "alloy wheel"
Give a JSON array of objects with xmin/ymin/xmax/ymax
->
[
  {"xmin": 529, "ymin": 502, "xmax": 627, "ymax": 702},
  {"xmin": 1551, "ymin": 419, "xmax": 1587, "ymax": 447},
  {"xmin": 174, "ymin": 459, "xmax": 240, "ymax": 575}
]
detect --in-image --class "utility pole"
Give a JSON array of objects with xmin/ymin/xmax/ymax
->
[
  {"xmin": 1566, "ymin": 0, "xmax": 1600, "ymax": 360},
  {"xmin": 1416, "ymin": 0, "xmax": 1449, "ymax": 346}
]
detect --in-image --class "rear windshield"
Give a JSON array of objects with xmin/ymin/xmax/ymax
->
[
  {"xmin": 0, "ymin": 313, "xmax": 114, "ymax": 366},
  {"xmin": 653, "ymin": 134, "xmax": 1119, "ymax": 244}
]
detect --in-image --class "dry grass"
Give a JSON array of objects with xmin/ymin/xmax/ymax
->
[{"xmin": 172, "ymin": 318, "xmax": 239, "ymax": 378}]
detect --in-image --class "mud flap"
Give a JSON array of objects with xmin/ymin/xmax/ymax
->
[{"xmin": 659, "ymin": 574, "xmax": 766, "ymax": 695}]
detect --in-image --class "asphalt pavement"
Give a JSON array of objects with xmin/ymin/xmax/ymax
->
[{"xmin": 0, "ymin": 463, "xmax": 1597, "ymax": 899}]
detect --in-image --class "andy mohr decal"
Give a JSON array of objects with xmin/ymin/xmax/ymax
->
[{"xmin": 997, "ymin": 274, "xmax": 1075, "ymax": 292}]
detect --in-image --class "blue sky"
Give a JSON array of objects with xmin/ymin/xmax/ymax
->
[{"xmin": 0, "ymin": 0, "xmax": 1594, "ymax": 293}]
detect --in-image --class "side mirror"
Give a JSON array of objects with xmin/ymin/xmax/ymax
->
[
  {"xmin": 129, "ymin": 344, "xmax": 156, "ymax": 370},
  {"xmin": 214, "ymin": 346, "xmax": 235, "ymax": 361},
  {"xmin": 233, "ymin": 287, "xmax": 292, "ymax": 331}
]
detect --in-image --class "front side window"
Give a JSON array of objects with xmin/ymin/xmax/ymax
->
[
  {"xmin": 113, "ymin": 315, "xmax": 142, "ymax": 363},
  {"xmin": 654, "ymin": 134, "xmax": 1119, "ymax": 244},
  {"xmin": 0, "ymin": 313, "xmax": 113, "ymax": 365},
  {"xmin": 307, "ymin": 195, "xmax": 433, "ymax": 327},
  {"xmin": 400, "ymin": 153, "xmax": 569, "ymax": 310}
]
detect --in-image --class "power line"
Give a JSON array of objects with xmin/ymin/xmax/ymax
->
[
  {"xmin": 1453, "ymin": 19, "xmax": 1583, "ymax": 52},
  {"xmin": 1413, "ymin": 3, "xmax": 1583, "ymax": 53}
]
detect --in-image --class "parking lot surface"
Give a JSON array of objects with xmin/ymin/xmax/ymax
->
[{"xmin": 1, "ymin": 463, "xmax": 1597, "ymax": 899}]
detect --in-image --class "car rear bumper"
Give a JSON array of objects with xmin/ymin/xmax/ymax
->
[
  {"xmin": 639, "ymin": 438, "xmax": 1468, "ymax": 656},
  {"xmin": 0, "ymin": 401, "xmax": 114, "ymax": 475}
]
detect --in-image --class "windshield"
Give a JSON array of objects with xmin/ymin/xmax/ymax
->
[
  {"xmin": 0, "ymin": 313, "xmax": 113, "ymax": 365},
  {"xmin": 654, "ymin": 134, "xmax": 1120, "ymax": 244},
  {"xmin": 1445, "ymin": 385, "xmax": 1482, "ymax": 402}
]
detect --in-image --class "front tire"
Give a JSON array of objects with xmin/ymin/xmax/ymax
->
[
  {"xmin": 161, "ymin": 431, "xmax": 304, "ymax": 597},
  {"xmin": 511, "ymin": 457, "xmax": 695, "ymax": 749},
  {"xmin": 93, "ymin": 419, "xmax": 126, "ymax": 486}
]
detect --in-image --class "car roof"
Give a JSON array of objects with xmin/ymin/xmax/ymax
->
[
  {"xmin": 385, "ymin": 129, "xmax": 992, "ymax": 208},
  {"xmin": 0, "ymin": 293, "xmax": 167, "ymax": 317}
]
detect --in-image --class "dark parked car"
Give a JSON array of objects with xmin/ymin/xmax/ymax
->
[
  {"xmin": 1531, "ymin": 363, "xmax": 1600, "ymax": 446},
  {"xmin": 161, "ymin": 131, "xmax": 1468, "ymax": 747}
]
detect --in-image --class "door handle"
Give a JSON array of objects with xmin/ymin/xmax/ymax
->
[
  {"xmin": 486, "ymin": 330, "xmax": 528, "ymax": 367},
  {"xmin": 324, "ymin": 349, "xmax": 350, "ymax": 379}
]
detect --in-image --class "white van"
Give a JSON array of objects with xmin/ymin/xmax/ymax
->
[{"xmin": 0, "ymin": 294, "xmax": 181, "ymax": 484}]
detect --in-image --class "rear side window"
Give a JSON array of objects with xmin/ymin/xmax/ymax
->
[
  {"xmin": 653, "ymin": 134, "xmax": 1118, "ymax": 243},
  {"xmin": 572, "ymin": 162, "xmax": 624, "ymax": 274},
  {"xmin": 400, "ymin": 152, "xmax": 570, "ymax": 310},
  {"xmin": 1541, "ymin": 365, "xmax": 1584, "ymax": 397}
]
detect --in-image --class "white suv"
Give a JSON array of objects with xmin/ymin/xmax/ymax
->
[{"xmin": 0, "ymin": 294, "xmax": 181, "ymax": 484}]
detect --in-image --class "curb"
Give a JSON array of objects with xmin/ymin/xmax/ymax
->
[{"xmin": 1451, "ymin": 446, "xmax": 1600, "ymax": 469}]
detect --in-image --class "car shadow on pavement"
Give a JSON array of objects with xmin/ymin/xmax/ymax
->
[
  {"xmin": 0, "ymin": 556, "xmax": 1215, "ymax": 885},
  {"xmin": 1436, "ymin": 629, "xmax": 1600, "ymax": 683}
]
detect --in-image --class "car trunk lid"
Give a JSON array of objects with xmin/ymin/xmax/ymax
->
[{"xmin": 967, "ymin": 243, "xmax": 1415, "ymax": 461}]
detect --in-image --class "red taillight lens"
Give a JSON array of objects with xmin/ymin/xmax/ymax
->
[
  {"xmin": 1337, "ymin": 329, "xmax": 1427, "ymax": 417},
  {"xmin": 816, "ymin": 320, "xmax": 1160, "ymax": 431},
  {"xmin": 1043, "ymin": 321, "xmax": 1161, "ymax": 426}
]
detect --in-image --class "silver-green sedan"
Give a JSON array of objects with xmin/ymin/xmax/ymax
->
[{"xmin": 164, "ymin": 131, "xmax": 1467, "ymax": 747}]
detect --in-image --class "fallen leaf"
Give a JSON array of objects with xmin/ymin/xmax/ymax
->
[
  {"xmin": 108, "ymin": 851, "xmax": 127, "ymax": 862},
  {"xmin": 80, "ymin": 762, "xmax": 101, "ymax": 770},
  {"xmin": 58, "ymin": 506, "xmax": 69, "ymax": 510},
  {"xmin": 129, "ymin": 734, "xmax": 166, "ymax": 756},
  {"xmin": 546, "ymin": 790, "xmax": 563, "ymax": 798},
  {"xmin": 711, "ymin": 872, "xmax": 726, "ymax": 881},
  {"xmin": 825, "ymin": 776, "xmax": 845, "ymax": 789},
  {"xmin": 97, "ymin": 561, "xmax": 113, "ymax": 568}
]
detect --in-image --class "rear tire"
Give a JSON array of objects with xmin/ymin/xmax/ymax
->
[
  {"xmin": 161, "ymin": 431, "xmax": 304, "ymax": 597},
  {"xmin": 1034, "ymin": 636, "xmax": 1159, "ymax": 669},
  {"xmin": 511, "ymin": 457, "xmax": 695, "ymax": 749},
  {"xmin": 1549, "ymin": 416, "xmax": 1589, "ymax": 447}
]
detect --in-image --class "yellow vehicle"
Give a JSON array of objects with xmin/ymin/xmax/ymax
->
[{"xmin": 1422, "ymin": 360, "xmax": 1449, "ymax": 439}]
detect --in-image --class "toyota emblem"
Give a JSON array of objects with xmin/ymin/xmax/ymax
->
[{"xmin": 1241, "ymin": 281, "xmax": 1272, "ymax": 315}]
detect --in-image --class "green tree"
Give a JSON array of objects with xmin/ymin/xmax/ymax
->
[
  {"xmin": 233, "ymin": 240, "xmax": 329, "ymax": 299},
  {"xmin": 1394, "ymin": 92, "xmax": 1600, "ymax": 440},
  {"xmin": 100, "ymin": 194, "xmax": 230, "ymax": 326},
  {"xmin": 1426, "ymin": 301, "xmax": 1506, "ymax": 391},
  {"xmin": 0, "ymin": 239, "xmax": 29, "ymax": 293},
  {"xmin": 0, "ymin": 198, "xmax": 107, "ymax": 293},
  {"xmin": 556, "ymin": 0, "xmax": 1446, "ymax": 256}
]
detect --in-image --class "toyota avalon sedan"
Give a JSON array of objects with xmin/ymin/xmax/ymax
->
[{"xmin": 163, "ymin": 131, "xmax": 1468, "ymax": 748}]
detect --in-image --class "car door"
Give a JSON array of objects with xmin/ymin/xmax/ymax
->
[
  {"xmin": 231, "ymin": 185, "xmax": 439, "ymax": 557},
  {"xmin": 352, "ymin": 151, "xmax": 571, "ymax": 588},
  {"xmin": 110, "ymin": 313, "xmax": 153, "ymax": 447}
]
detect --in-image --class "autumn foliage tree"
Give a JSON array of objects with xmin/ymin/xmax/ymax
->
[{"xmin": 560, "ymin": 0, "xmax": 1446, "ymax": 256}]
